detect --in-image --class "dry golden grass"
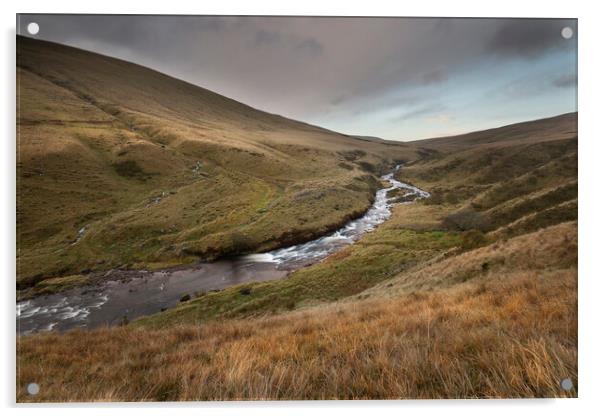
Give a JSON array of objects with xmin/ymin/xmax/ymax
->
[
  {"xmin": 17, "ymin": 271, "xmax": 576, "ymax": 401},
  {"xmin": 17, "ymin": 223, "xmax": 577, "ymax": 401},
  {"xmin": 363, "ymin": 221, "xmax": 577, "ymax": 297},
  {"xmin": 410, "ymin": 112, "xmax": 577, "ymax": 152}
]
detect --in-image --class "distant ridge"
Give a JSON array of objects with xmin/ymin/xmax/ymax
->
[{"xmin": 407, "ymin": 112, "xmax": 577, "ymax": 151}]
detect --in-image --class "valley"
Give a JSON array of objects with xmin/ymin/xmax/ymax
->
[
  {"xmin": 16, "ymin": 36, "xmax": 577, "ymax": 401},
  {"xmin": 17, "ymin": 166, "xmax": 430, "ymax": 333},
  {"xmin": 17, "ymin": 36, "xmax": 417, "ymax": 292}
]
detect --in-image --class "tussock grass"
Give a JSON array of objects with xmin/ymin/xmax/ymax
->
[
  {"xmin": 398, "ymin": 115, "xmax": 577, "ymax": 250},
  {"xmin": 18, "ymin": 223, "xmax": 577, "ymax": 401},
  {"xmin": 17, "ymin": 225, "xmax": 577, "ymax": 401},
  {"xmin": 409, "ymin": 112, "xmax": 576, "ymax": 152},
  {"xmin": 482, "ymin": 181, "xmax": 577, "ymax": 231},
  {"xmin": 364, "ymin": 222, "xmax": 576, "ymax": 296},
  {"xmin": 490, "ymin": 199, "xmax": 577, "ymax": 239}
]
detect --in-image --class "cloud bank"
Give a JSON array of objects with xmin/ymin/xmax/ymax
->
[{"xmin": 18, "ymin": 15, "xmax": 577, "ymax": 140}]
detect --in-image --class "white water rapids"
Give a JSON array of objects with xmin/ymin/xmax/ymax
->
[{"xmin": 243, "ymin": 165, "xmax": 430, "ymax": 267}]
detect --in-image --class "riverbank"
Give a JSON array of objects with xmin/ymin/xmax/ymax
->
[{"xmin": 17, "ymin": 168, "xmax": 430, "ymax": 334}]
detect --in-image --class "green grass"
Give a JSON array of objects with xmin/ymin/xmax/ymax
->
[
  {"xmin": 16, "ymin": 51, "xmax": 579, "ymax": 401},
  {"xmin": 18, "ymin": 274, "xmax": 89, "ymax": 300},
  {"xmin": 36, "ymin": 274, "xmax": 87, "ymax": 289},
  {"xmin": 472, "ymin": 151, "xmax": 577, "ymax": 210}
]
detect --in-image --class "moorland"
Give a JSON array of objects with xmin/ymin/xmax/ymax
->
[{"xmin": 16, "ymin": 36, "xmax": 577, "ymax": 401}]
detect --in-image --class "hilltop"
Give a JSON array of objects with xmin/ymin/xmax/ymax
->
[{"xmin": 409, "ymin": 112, "xmax": 576, "ymax": 152}]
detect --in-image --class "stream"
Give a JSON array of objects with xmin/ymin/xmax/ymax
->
[{"xmin": 17, "ymin": 166, "xmax": 429, "ymax": 335}]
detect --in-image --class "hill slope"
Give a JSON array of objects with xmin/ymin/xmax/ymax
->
[
  {"xmin": 409, "ymin": 112, "xmax": 577, "ymax": 152},
  {"xmin": 119, "ymin": 112, "xmax": 576, "ymax": 328},
  {"xmin": 17, "ymin": 36, "xmax": 417, "ymax": 287},
  {"xmin": 395, "ymin": 112, "xmax": 577, "ymax": 238}
]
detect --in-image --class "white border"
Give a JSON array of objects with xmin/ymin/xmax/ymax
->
[{"xmin": 2, "ymin": 1, "xmax": 601, "ymax": 414}]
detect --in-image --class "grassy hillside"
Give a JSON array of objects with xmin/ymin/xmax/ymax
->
[
  {"xmin": 17, "ymin": 223, "xmax": 576, "ymax": 401},
  {"xmin": 17, "ymin": 112, "xmax": 577, "ymax": 401},
  {"xmin": 410, "ymin": 112, "xmax": 577, "ymax": 152},
  {"xmin": 121, "ymin": 113, "xmax": 576, "ymax": 328},
  {"xmin": 397, "ymin": 113, "xmax": 577, "ymax": 236},
  {"xmin": 17, "ymin": 36, "xmax": 417, "ymax": 288}
]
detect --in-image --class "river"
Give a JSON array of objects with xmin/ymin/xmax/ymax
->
[{"xmin": 16, "ymin": 166, "xmax": 429, "ymax": 334}]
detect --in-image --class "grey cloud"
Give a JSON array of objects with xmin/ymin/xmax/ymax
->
[
  {"xmin": 254, "ymin": 29, "xmax": 323, "ymax": 56},
  {"xmin": 394, "ymin": 103, "xmax": 447, "ymax": 121},
  {"xmin": 254, "ymin": 30, "xmax": 281, "ymax": 46},
  {"xmin": 330, "ymin": 94, "xmax": 348, "ymax": 106},
  {"xmin": 17, "ymin": 15, "xmax": 577, "ymax": 138},
  {"xmin": 346, "ymin": 92, "xmax": 433, "ymax": 117},
  {"xmin": 295, "ymin": 38, "xmax": 323, "ymax": 56},
  {"xmin": 487, "ymin": 19, "xmax": 575, "ymax": 58},
  {"xmin": 492, "ymin": 70, "xmax": 577, "ymax": 101},
  {"xmin": 421, "ymin": 69, "xmax": 448, "ymax": 85},
  {"xmin": 319, "ymin": 18, "xmax": 575, "ymax": 111},
  {"xmin": 553, "ymin": 74, "xmax": 577, "ymax": 88}
]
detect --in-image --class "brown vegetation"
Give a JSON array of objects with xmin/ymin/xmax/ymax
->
[{"xmin": 17, "ymin": 223, "xmax": 577, "ymax": 401}]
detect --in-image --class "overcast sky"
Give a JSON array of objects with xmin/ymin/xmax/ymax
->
[{"xmin": 18, "ymin": 15, "xmax": 577, "ymax": 141}]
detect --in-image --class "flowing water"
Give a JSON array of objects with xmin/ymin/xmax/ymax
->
[{"xmin": 17, "ymin": 166, "xmax": 429, "ymax": 334}]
